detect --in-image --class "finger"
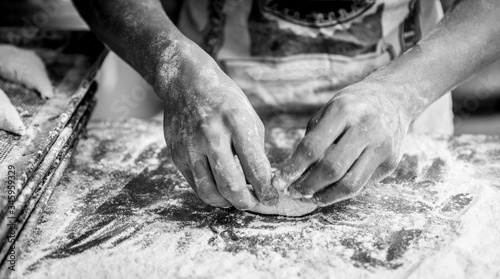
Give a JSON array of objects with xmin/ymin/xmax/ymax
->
[
  {"xmin": 305, "ymin": 107, "xmax": 325, "ymax": 133},
  {"xmin": 368, "ymin": 157, "xmax": 400, "ymax": 184},
  {"xmin": 207, "ymin": 137, "xmax": 259, "ymax": 210},
  {"xmin": 232, "ymin": 121, "xmax": 278, "ymax": 206},
  {"xmin": 191, "ymin": 156, "xmax": 232, "ymax": 208},
  {"xmin": 273, "ymin": 109, "xmax": 347, "ymax": 191},
  {"xmin": 289, "ymin": 127, "xmax": 368, "ymax": 198},
  {"xmin": 170, "ymin": 146, "xmax": 197, "ymax": 192},
  {"xmin": 175, "ymin": 162, "xmax": 197, "ymax": 192},
  {"xmin": 171, "ymin": 144, "xmax": 232, "ymax": 208},
  {"xmin": 312, "ymin": 148, "xmax": 383, "ymax": 206}
]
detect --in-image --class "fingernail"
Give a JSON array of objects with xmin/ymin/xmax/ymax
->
[
  {"xmin": 261, "ymin": 197, "xmax": 278, "ymax": 206},
  {"xmin": 288, "ymin": 187, "xmax": 312, "ymax": 199},
  {"xmin": 238, "ymin": 198, "xmax": 259, "ymax": 211},
  {"xmin": 261, "ymin": 187, "xmax": 279, "ymax": 206},
  {"xmin": 311, "ymin": 196, "xmax": 325, "ymax": 206},
  {"xmin": 237, "ymin": 188, "xmax": 260, "ymax": 210}
]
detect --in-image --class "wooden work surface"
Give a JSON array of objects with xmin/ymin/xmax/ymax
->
[{"xmin": 5, "ymin": 117, "xmax": 500, "ymax": 279}]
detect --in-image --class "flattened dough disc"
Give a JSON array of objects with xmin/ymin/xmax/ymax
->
[
  {"xmin": 249, "ymin": 190, "xmax": 318, "ymax": 217},
  {"xmin": 247, "ymin": 171, "xmax": 318, "ymax": 217},
  {"xmin": 232, "ymin": 153, "xmax": 318, "ymax": 217}
]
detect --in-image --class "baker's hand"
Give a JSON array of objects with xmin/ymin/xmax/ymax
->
[
  {"xmin": 273, "ymin": 81, "xmax": 412, "ymax": 206},
  {"xmin": 154, "ymin": 41, "xmax": 278, "ymax": 210}
]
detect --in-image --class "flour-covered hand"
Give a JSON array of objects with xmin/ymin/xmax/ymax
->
[
  {"xmin": 155, "ymin": 42, "xmax": 278, "ymax": 210},
  {"xmin": 274, "ymin": 81, "xmax": 412, "ymax": 206}
]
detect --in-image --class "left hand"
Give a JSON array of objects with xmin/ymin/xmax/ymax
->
[{"xmin": 273, "ymin": 80, "xmax": 413, "ymax": 206}]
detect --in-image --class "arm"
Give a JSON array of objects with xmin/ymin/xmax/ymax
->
[
  {"xmin": 73, "ymin": 0, "xmax": 279, "ymax": 209},
  {"xmin": 275, "ymin": 0, "xmax": 500, "ymax": 205},
  {"xmin": 371, "ymin": 0, "xmax": 500, "ymax": 121},
  {"xmin": 72, "ymin": 0, "xmax": 180, "ymax": 88}
]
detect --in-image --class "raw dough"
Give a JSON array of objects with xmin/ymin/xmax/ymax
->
[
  {"xmin": 248, "ymin": 170, "xmax": 318, "ymax": 217},
  {"xmin": 0, "ymin": 44, "xmax": 53, "ymax": 99},
  {"xmin": 233, "ymin": 154, "xmax": 318, "ymax": 217},
  {"xmin": 249, "ymin": 190, "xmax": 318, "ymax": 217},
  {"xmin": 0, "ymin": 88, "xmax": 25, "ymax": 135}
]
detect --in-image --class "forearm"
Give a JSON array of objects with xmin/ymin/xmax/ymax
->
[
  {"xmin": 72, "ymin": 0, "xmax": 190, "ymax": 91},
  {"xmin": 365, "ymin": 0, "xmax": 500, "ymax": 120}
]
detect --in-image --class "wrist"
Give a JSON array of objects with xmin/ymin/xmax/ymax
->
[
  {"xmin": 149, "ymin": 37, "xmax": 189, "ymax": 96},
  {"xmin": 150, "ymin": 39, "xmax": 217, "ymax": 101},
  {"xmin": 362, "ymin": 65, "xmax": 430, "ymax": 124}
]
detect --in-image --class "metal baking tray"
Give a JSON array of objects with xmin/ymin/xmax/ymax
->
[{"xmin": 0, "ymin": 29, "xmax": 107, "ymax": 264}]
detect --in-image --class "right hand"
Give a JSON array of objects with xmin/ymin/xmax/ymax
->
[
  {"xmin": 153, "ymin": 41, "xmax": 278, "ymax": 210},
  {"xmin": 273, "ymin": 80, "xmax": 410, "ymax": 206}
]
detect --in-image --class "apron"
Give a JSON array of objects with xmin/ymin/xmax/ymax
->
[{"xmin": 177, "ymin": 0, "xmax": 454, "ymax": 135}]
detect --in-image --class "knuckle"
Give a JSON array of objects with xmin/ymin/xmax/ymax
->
[
  {"xmin": 222, "ymin": 107, "xmax": 244, "ymax": 126},
  {"xmin": 298, "ymin": 137, "xmax": 322, "ymax": 160},
  {"xmin": 382, "ymin": 136, "xmax": 397, "ymax": 148},
  {"xmin": 339, "ymin": 178, "xmax": 359, "ymax": 196},
  {"xmin": 223, "ymin": 107, "xmax": 240, "ymax": 118},
  {"xmin": 372, "ymin": 138, "xmax": 395, "ymax": 154},
  {"xmin": 336, "ymin": 102, "xmax": 350, "ymax": 115},
  {"xmin": 380, "ymin": 141, "xmax": 393, "ymax": 152},
  {"xmin": 320, "ymin": 159, "xmax": 343, "ymax": 180},
  {"xmin": 334, "ymin": 98, "xmax": 357, "ymax": 116},
  {"xmin": 386, "ymin": 159, "xmax": 400, "ymax": 172},
  {"xmin": 354, "ymin": 113, "xmax": 381, "ymax": 133},
  {"xmin": 199, "ymin": 115, "xmax": 219, "ymax": 134},
  {"xmin": 306, "ymin": 115, "xmax": 320, "ymax": 131},
  {"xmin": 322, "ymin": 103, "xmax": 338, "ymax": 119},
  {"xmin": 198, "ymin": 120, "xmax": 225, "ymax": 149},
  {"xmin": 378, "ymin": 158, "xmax": 400, "ymax": 177},
  {"xmin": 221, "ymin": 182, "xmax": 243, "ymax": 195},
  {"xmin": 366, "ymin": 111, "xmax": 383, "ymax": 122},
  {"xmin": 197, "ymin": 118, "xmax": 223, "ymax": 143}
]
